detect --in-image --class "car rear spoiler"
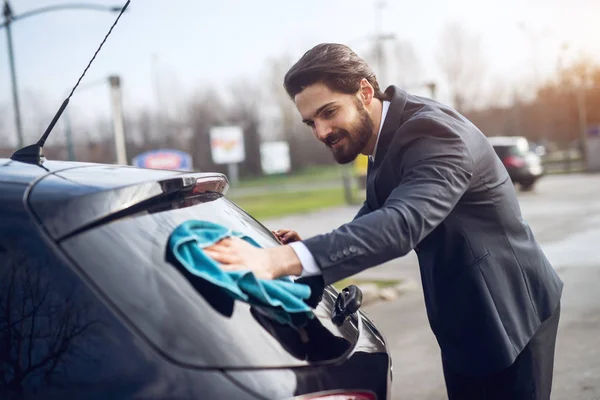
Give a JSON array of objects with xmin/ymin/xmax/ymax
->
[{"xmin": 29, "ymin": 173, "xmax": 229, "ymax": 241}]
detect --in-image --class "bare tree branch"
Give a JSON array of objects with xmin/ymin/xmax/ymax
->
[{"xmin": 436, "ymin": 23, "xmax": 487, "ymax": 112}]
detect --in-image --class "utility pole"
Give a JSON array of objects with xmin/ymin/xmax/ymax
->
[
  {"xmin": 1, "ymin": 1, "xmax": 122, "ymax": 149},
  {"xmin": 576, "ymin": 85, "xmax": 588, "ymax": 171},
  {"xmin": 374, "ymin": 1, "xmax": 387, "ymax": 85},
  {"xmin": 426, "ymin": 82, "xmax": 437, "ymax": 99},
  {"xmin": 63, "ymin": 108, "xmax": 75, "ymax": 160},
  {"xmin": 109, "ymin": 75, "xmax": 127, "ymax": 165},
  {"xmin": 3, "ymin": 0, "xmax": 24, "ymax": 148},
  {"xmin": 151, "ymin": 53, "xmax": 164, "ymax": 141}
]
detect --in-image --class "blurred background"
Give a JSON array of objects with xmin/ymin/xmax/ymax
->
[
  {"xmin": 1, "ymin": 0, "xmax": 600, "ymax": 218},
  {"xmin": 1, "ymin": 1, "xmax": 599, "ymax": 193}
]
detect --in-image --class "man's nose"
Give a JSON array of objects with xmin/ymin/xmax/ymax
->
[{"xmin": 314, "ymin": 121, "xmax": 333, "ymax": 141}]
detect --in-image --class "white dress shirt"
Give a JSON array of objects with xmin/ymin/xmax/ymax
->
[{"xmin": 290, "ymin": 100, "xmax": 391, "ymax": 277}]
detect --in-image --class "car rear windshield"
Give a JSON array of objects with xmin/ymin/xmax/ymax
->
[{"xmin": 59, "ymin": 194, "xmax": 358, "ymax": 369}]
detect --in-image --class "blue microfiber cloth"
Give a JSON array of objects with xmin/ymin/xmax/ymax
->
[{"xmin": 168, "ymin": 220, "xmax": 314, "ymax": 326}]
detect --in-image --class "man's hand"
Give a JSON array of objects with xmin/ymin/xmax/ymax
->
[
  {"xmin": 272, "ymin": 229, "xmax": 302, "ymax": 244},
  {"xmin": 204, "ymin": 237, "xmax": 303, "ymax": 280}
]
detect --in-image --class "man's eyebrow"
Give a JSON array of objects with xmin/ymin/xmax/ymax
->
[{"xmin": 302, "ymin": 102, "xmax": 337, "ymax": 124}]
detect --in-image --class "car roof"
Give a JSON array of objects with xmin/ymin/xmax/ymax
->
[
  {"xmin": 0, "ymin": 157, "xmax": 209, "ymax": 191},
  {"xmin": 0, "ymin": 158, "xmax": 88, "ymax": 185}
]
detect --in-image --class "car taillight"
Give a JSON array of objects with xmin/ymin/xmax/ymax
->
[
  {"xmin": 294, "ymin": 390, "xmax": 377, "ymax": 400},
  {"xmin": 503, "ymin": 155, "xmax": 526, "ymax": 168}
]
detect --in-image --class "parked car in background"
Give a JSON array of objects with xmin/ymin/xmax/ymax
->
[
  {"xmin": 488, "ymin": 136, "xmax": 544, "ymax": 191},
  {"xmin": 0, "ymin": 157, "xmax": 391, "ymax": 399}
]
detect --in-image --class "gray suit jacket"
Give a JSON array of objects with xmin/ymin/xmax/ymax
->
[{"xmin": 302, "ymin": 86, "xmax": 563, "ymax": 375}]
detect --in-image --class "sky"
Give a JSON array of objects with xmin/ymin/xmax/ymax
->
[{"xmin": 1, "ymin": 0, "xmax": 599, "ymax": 147}]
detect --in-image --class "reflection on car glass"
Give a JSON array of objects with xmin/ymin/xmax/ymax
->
[
  {"xmin": 295, "ymin": 275, "xmax": 325, "ymax": 308},
  {"xmin": 165, "ymin": 248, "xmax": 235, "ymax": 317},
  {"xmin": 0, "ymin": 238, "xmax": 104, "ymax": 390},
  {"xmin": 250, "ymin": 306, "xmax": 351, "ymax": 362},
  {"xmin": 148, "ymin": 197, "xmax": 277, "ymax": 249}
]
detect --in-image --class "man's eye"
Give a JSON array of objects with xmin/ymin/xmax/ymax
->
[
  {"xmin": 323, "ymin": 109, "xmax": 336, "ymax": 118},
  {"xmin": 305, "ymin": 121, "xmax": 315, "ymax": 128}
]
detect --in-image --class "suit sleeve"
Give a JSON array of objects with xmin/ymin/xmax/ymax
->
[
  {"xmin": 353, "ymin": 200, "xmax": 373, "ymax": 220},
  {"xmin": 302, "ymin": 117, "xmax": 474, "ymax": 285}
]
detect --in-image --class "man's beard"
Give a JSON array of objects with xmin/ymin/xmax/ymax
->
[{"xmin": 326, "ymin": 102, "xmax": 374, "ymax": 164}]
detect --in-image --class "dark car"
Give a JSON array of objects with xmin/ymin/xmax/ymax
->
[
  {"xmin": 488, "ymin": 136, "xmax": 544, "ymax": 191},
  {"xmin": 0, "ymin": 158, "xmax": 391, "ymax": 400}
]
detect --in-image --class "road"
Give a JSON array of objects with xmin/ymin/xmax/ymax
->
[{"xmin": 263, "ymin": 174, "xmax": 600, "ymax": 400}]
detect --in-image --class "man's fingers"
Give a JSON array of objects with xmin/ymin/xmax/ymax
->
[
  {"xmin": 204, "ymin": 249, "xmax": 240, "ymax": 265},
  {"xmin": 219, "ymin": 263, "xmax": 247, "ymax": 272},
  {"xmin": 208, "ymin": 237, "xmax": 241, "ymax": 250},
  {"xmin": 204, "ymin": 244, "xmax": 229, "ymax": 253},
  {"xmin": 217, "ymin": 238, "xmax": 235, "ymax": 247},
  {"xmin": 281, "ymin": 234, "xmax": 292, "ymax": 243},
  {"xmin": 281, "ymin": 231, "xmax": 300, "ymax": 243}
]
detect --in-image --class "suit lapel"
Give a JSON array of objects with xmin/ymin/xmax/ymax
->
[{"xmin": 365, "ymin": 86, "xmax": 408, "ymax": 210}]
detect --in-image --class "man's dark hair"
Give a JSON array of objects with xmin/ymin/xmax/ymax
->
[{"xmin": 283, "ymin": 43, "xmax": 389, "ymax": 101}]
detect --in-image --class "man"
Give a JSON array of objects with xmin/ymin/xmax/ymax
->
[{"xmin": 205, "ymin": 43, "xmax": 563, "ymax": 399}]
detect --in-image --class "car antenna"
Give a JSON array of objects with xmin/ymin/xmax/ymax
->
[{"xmin": 10, "ymin": 0, "xmax": 131, "ymax": 165}]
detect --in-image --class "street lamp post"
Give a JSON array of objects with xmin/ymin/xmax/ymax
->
[
  {"xmin": 1, "ymin": 0, "xmax": 122, "ymax": 149},
  {"xmin": 2, "ymin": 1, "xmax": 23, "ymax": 148}
]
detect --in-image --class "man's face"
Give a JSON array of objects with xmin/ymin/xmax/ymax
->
[{"xmin": 294, "ymin": 82, "xmax": 374, "ymax": 164}]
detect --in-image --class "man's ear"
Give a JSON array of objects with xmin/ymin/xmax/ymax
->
[{"xmin": 359, "ymin": 78, "xmax": 375, "ymax": 106}]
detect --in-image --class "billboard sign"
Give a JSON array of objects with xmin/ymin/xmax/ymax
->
[
  {"xmin": 260, "ymin": 141, "xmax": 291, "ymax": 174},
  {"xmin": 132, "ymin": 149, "xmax": 193, "ymax": 171},
  {"xmin": 210, "ymin": 126, "xmax": 245, "ymax": 164}
]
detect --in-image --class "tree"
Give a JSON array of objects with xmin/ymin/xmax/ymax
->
[
  {"xmin": 388, "ymin": 40, "xmax": 423, "ymax": 89},
  {"xmin": 228, "ymin": 80, "xmax": 263, "ymax": 177},
  {"xmin": 465, "ymin": 57, "xmax": 600, "ymax": 150},
  {"xmin": 265, "ymin": 56, "xmax": 335, "ymax": 172},
  {"xmin": 436, "ymin": 23, "xmax": 487, "ymax": 113},
  {"xmin": 0, "ymin": 248, "xmax": 99, "ymax": 393},
  {"xmin": 357, "ymin": 38, "xmax": 423, "ymax": 90},
  {"xmin": 186, "ymin": 88, "xmax": 227, "ymax": 173},
  {"xmin": 533, "ymin": 57, "xmax": 600, "ymax": 147}
]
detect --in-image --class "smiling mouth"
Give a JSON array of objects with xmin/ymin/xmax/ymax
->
[{"xmin": 327, "ymin": 135, "xmax": 344, "ymax": 147}]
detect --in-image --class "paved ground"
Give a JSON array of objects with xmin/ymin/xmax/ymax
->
[{"xmin": 263, "ymin": 174, "xmax": 600, "ymax": 400}]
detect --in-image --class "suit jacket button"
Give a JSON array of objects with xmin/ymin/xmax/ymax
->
[
  {"xmin": 330, "ymin": 255, "xmax": 338, "ymax": 262},
  {"xmin": 336, "ymin": 251, "xmax": 344, "ymax": 259},
  {"xmin": 343, "ymin": 248, "xmax": 350, "ymax": 256},
  {"xmin": 349, "ymin": 246, "xmax": 358, "ymax": 253}
]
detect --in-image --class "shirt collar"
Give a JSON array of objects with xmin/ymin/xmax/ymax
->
[{"xmin": 369, "ymin": 100, "xmax": 390, "ymax": 162}]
